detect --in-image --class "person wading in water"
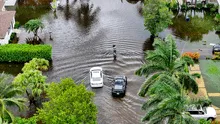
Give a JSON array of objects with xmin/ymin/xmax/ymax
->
[{"xmin": 113, "ymin": 45, "xmax": 116, "ymax": 61}]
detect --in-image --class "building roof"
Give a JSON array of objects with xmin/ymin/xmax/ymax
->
[
  {"xmin": 0, "ymin": 11, "xmax": 15, "ymax": 38},
  {"xmin": 0, "ymin": 0, "xmax": 4, "ymax": 11}
]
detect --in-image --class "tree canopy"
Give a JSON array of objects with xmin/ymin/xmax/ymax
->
[
  {"xmin": 36, "ymin": 78, "xmax": 97, "ymax": 124},
  {"xmin": 136, "ymin": 35, "xmax": 199, "ymax": 96},
  {"xmin": 143, "ymin": 0, "xmax": 173, "ymax": 36}
]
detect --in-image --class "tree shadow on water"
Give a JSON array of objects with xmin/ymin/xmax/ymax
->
[{"xmin": 143, "ymin": 36, "xmax": 154, "ymax": 52}]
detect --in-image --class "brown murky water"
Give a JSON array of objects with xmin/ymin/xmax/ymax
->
[{"xmin": 1, "ymin": 0, "xmax": 220, "ymax": 123}]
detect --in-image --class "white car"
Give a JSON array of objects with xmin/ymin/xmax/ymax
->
[
  {"xmin": 188, "ymin": 105, "xmax": 217, "ymax": 121},
  {"xmin": 90, "ymin": 67, "xmax": 103, "ymax": 88}
]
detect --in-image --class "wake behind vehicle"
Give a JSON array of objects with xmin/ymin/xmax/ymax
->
[
  {"xmin": 112, "ymin": 76, "xmax": 127, "ymax": 97},
  {"xmin": 188, "ymin": 105, "xmax": 217, "ymax": 121},
  {"xmin": 90, "ymin": 67, "xmax": 103, "ymax": 88}
]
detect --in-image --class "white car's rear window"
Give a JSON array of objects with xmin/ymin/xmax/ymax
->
[{"xmin": 92, "ymin": 71, "xmax": 101, "ymax": 78}]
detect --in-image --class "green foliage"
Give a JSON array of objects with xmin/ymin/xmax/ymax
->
[
  {"xmin": 13, "ymin": 70, "xmax": 47, "ymax": 97},
  {"xmin": 13, "ymin": 58, "xmax": 49, "ymax": 98},
  {"xmin": 143, "ymin": 0, "xmax": 173, "ymax": 36},
  {"xmin": 136, "ymin": 35, "xmax": 198, "ymax": 97},
  {"xmin": 206, "ymin": 3, "xmax": 215, "ymax": 9},
  {"xmin": 0, "ymin": 44, "xmax": 52, "ymax": 62},
  {"xmin": 22, "ymin": 58, "xmax": 49, "ymax": 72},
  {"xmin": 181, "ymin": 4, "xmax": 187, "ymax": 11},
  {"xmin": 14, "ymin": 21, "xmax": 20, "ymax": 29},
  {"xmin": 15, "ymin": 117, "xmax": 37, "ymax": 124},
  {"xmin": 36, "ymin": 78, "xmax": 97, "ymax": 124},
  {"xmin": 8, "ymin": 33, "xmax": 17, "ymax": 44},
  {"xmin": 0, "ymin": 73, "xmax": 27, "ymax": 123},
  {"xmin": 24, "ymin": 19, "xmax": 44, "ymax": 37},
  {"xmin": 196, "ymin": 3, "xmax": 203, "ymax": 10},
  {"xmin": 199, "ymin": 119, "xmax": 211, "ymax": 124},
  {"xmin": 170, "ymin": 3, "xmax": 178, "ymax": 11},
  {"xmin": 141, "ymin": 80, "xmax": 198, "ymax": 123},
  {"xmin": 214, "ymin": 14, "xmax": 220, "ymax": 23}
]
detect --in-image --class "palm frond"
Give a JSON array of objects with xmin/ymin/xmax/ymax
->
[
  {"xmin": 138, "ymin": 73, "xmax": 162, "ymax": 97},
  {"xmin": 135, "ymin": 64, "xmax": 166, "ymax": 77}
]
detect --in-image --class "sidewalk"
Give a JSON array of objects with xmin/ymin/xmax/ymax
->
[{"xmin": 189, "ymin": 64, "xmax": 220, "ymax": 121}]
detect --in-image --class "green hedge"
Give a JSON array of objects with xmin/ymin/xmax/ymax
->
[{"xmin": 0, "ymin": 44, "xmax": 52, "ymax": 62}]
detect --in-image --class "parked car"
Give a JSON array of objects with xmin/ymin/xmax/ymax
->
[
  {"xmin": 111, "ymin": 76, "xmax": 127, "ymax": 97},
  {"xmin": 212, "ymin": 44, "xmax": 220, "ymax": 54},
  {"xmin": 90, "ymin": 67, "xmax": 103, "ymax": 88},
  {"xmin": 188, "ymin": 105, "xmax": 217, "ymax": 121}
]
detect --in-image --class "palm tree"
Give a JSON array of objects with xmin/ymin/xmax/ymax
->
[
  {"xmin": 0, "ymin": 74, "xmax": 26, "ymax": 123},
  {"xmin": 141, "ymin": 79, "xmax": 209, "ymax": 123},
  {"xmin": 136, "ymin": 35, "xmax": 199, "ymax": 97},
  {"xmin": 24, "ymin": 19, "xmax": 44, "ymax": 40}
]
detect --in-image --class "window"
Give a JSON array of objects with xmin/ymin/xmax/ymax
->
[{"xmin": 188, "ymin": 111, "xmax": 199, "ymax": 114}]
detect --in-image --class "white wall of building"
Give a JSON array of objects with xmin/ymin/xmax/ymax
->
[{"xmin": 0, "ymin": 17, "xmax": 15, "ymax": 45}]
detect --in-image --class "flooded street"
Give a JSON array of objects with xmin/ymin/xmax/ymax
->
[
  {"xmin": 1, "ymin": 0, "xmax": 219, "ymax": 123},
  {"xmin": 16, "ymin": 0, "xmax": 149, "ymax": 123}
]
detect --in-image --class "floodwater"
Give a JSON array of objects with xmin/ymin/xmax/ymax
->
[{"xmin": 2, "ymin": 0, "xmax": 220, "ymax": 123}]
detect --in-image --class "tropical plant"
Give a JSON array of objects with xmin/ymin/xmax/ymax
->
[
  {"xmin": 0, "ymin": 73, "xmax": 26, "ymax": 123},
  {"xmin": 141, "ymin": 81, "xmax": 199, "ymax": 123},
  {"xmin": 143, "ymin": 0, "xmax": 173, "ymax": 37},
  {"xmin": 13, "ymin": 58, "xmax": 49, "ymax": 106},
  {"xmin": 136, "ymin": 35, "xmax": 199, "ymax": 97},
  {"xmin": 22, "ymin": 58, "xmax": 49, "ymax": 72},
  {"xmin": 24, "ymin": 19, "xmax": 44, "ymax": 40},
  {"xmin": 141, "ymin": 76, "xmax": 212, "ymax": 123},
  {"xmin": 36, "ymin": 78, "xmax": 97, "ymax": 124}
]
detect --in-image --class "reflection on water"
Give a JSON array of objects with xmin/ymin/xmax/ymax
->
[
  {"xmin": 57, "ymin": 0, "xmax": 100, "ymax": 32},
  {"xmin": 170, "ymin": 10, "xmax": 216, "ymax": 42},
  {"xmin": 16, "ymin": 0, "xmax": 51, "ymax": 25},
  {"xmin": 0, "ymin": 63, "xmax": 23, "ymax": 76}
]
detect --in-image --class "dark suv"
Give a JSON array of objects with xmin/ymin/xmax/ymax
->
[
  {"xmin": 112, "ymin": 76, "xmax": 127, "ymax": 97},
  {"xmin": 212, "ymin": 45, "xmax": 220, "ymax": 54}
]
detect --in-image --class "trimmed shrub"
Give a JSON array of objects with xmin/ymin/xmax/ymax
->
[{"xmin": 0, "ymin": 44, "xmax": 52, "ymax": 62}]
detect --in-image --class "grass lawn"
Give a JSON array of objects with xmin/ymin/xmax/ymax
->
[{"xmin": 199, "ymin": 60, "xmax": 220, "ymax": 107}]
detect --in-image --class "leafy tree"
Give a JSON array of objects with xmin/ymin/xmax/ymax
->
[
  {"xmin": 143, "ymin": 0, "xmax": 173, "ymax": 36},
  {"xmin": 13, "ymin": 58, "xmax": 49, "ymax": 106},
  {"xmin": 24, "ymin": 19, "xmax": 44, "ymax": 39},
  {"xmin": 36, "ymin": 78, "xmax": 97, "ymax": 124},
  {"xmin": 0, "ymin": 74, "xmax": 26, "ymax": 123},
  {"xmin": 136, "ymin": 35, "xmax": 199, "ymax": 96}
]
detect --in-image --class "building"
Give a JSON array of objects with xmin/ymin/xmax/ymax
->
[{"xmin": 0, "ymin": 0, "xmax": 16, "ymax": 45}]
